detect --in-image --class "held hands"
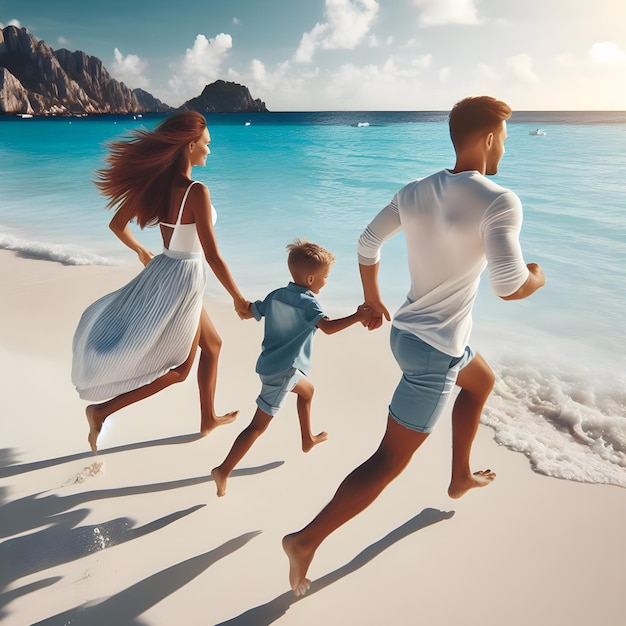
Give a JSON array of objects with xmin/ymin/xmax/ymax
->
[
  {"xmin": 360, "ymin": 299, "xmax": 391, "ymax": 331},
  {"xmin": 356, "ymin": 304, "xmax": 372, "ymax": 322},
  {"xmin": 234, "ymin": 297, "xmax": 253, "ymax": 320}
]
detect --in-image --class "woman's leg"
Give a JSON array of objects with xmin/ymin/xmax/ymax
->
[
  {"xmin": 197, "ymin": 306, "xmax": 238, "ymax": 435},
  {"xmin": 86, "ymin": 323, "xmax": 203, "ymax": 451}
]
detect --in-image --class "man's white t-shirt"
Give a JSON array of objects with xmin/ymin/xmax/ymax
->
[{"xmin": 357, "ymin": 169, "xmax": 530, "ymax": 357}]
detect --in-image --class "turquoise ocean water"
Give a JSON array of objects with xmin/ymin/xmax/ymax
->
[{"xmin": 1, "ymin": 111, "xmax": 625, "ymax": 487}]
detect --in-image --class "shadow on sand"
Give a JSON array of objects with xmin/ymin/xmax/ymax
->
[
  {"xmin": 0, "ymin": 462, "xmax": 283, "ymax": 539},
  {"xmin": 0, "ymin": 434, "xmax": 206, "ymax": 479},
  {"xmin": 215, "ymin": 507, "xmax": 455, "ymax": 625},
  {"xmin": 31, "ymin": 531, "xmax": 262, "ymax": 625}
]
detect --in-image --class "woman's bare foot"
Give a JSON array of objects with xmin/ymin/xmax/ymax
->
[
  {"xmin": 302, "ymin": 431, "xmax": 328, "ymax": 453},
  {"xmin": 200, "ymin": 410, "xmax": 239, "ymax": 436},
  {"xmin": 282, "ymin": 533, "xmax": 314, "ymax": 596},
  {"xmin": 211, "ymin": 466, "xmax": 228, "ymax": 497},
  {"xmin": 448, "ymin": 469, "xmax": 496, "ymax": 499},
  {"xmin": 86, "ymin": 405, "xmax": 105, "ymax": 452}
]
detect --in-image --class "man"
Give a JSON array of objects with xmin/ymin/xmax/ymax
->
[{"xmin": 282, "ymin": 96, "xmax": 546, "ymax": 596}]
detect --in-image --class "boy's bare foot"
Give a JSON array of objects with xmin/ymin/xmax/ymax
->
[
  {"xmin": 302, "ymin": 431, "xmax": 328, "ymax": 453},
  {"xmin": 200, "ymin": 410, "xmax": 239, "ymax": 436},
  {"xmin": 211, "ymin": 466, "xmax": 228, "ymax": 497},
  {"xmin": 282, "ymin": 533, "xmax": 314, "ymax": 596},
  {"xmin": 86, "ymin": 405, "xmax": 105, "ymax": 452},
  {"xmin": 448, "ymin": 469, "xmax": 496, "ymax": 499}
]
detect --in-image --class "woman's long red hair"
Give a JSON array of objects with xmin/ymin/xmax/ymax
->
[{"xmin": 95, "ymin": 111, "xmax": 207, "ymax": 227}]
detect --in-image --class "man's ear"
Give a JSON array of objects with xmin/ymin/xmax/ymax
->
[
  {"xmin": 306, "ymin": 274, "xmax": 315, "ymax": 285},
  {"xmin": 485, "ymin": 132, "xmax": 494, "ymax": 149}
]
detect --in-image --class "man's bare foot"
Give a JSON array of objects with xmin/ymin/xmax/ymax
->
[
  {"xmin": 448, "ymin": 469, "xmax": 496, "ymax": 499},
  {"xmin": 302, "ymin": 431, "xmax": 328, "ymax": 453},
  {"xmin": 282, "ymin": 533, "xmax": 314, "ymax": 596},
  {"xmin": 200, "ymin": 410, "xmax": 239, "ymax": 436},
  {"xmin": 86, "ymin": 405, "xmax": 105, "ymax": 452},
  {"xmin": 211, "ymin": 466, "xmax": 228, "ymax": 497}
]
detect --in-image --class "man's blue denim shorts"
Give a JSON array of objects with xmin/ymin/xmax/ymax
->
[{"xmin": 389, "ymin": 326, "xmax": 473, "ymax": 433}]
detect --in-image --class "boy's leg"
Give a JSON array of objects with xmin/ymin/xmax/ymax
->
[
  {"xmin": 283, "ymin": 415, "xmax": 429, "ymax": 595},
  {"xmin": 211, "ymin": 407, "xmax": 273, "ymax": 497},
  {"xmin": 447, "ymin": 352, "xmax": 496, "ymax": 498},
  {"xmin": 291, "ymin": 378, "xmax": 328, "ymax": 452}
]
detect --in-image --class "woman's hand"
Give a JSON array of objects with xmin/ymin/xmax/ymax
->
[
  {"xmin": 234, "ymin": 297, "xmax": 252, "ymax": 320},
  {"xmin": 137, "ymin": 248, "xmax": 154, "ymax": 266}
]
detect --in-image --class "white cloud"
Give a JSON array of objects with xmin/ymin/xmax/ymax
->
[
  {"xmin": 235, "ymin": 59, "xmax": 315, "ymax": 110},
  {"xmin": 412, "ymin": 0, "xmax": 480, "ymax": 27},
  {"xmin": 589, "ymin": 41, "xmax": 626, "ymax": 65},
  {"xmin": 439, "ymin": 66, "xmax": 451, "ymax": 82},
  {"xmin": 57, "ymin": 36, "xmax": 69, "ymax": 46},
  {"xmin": 477, "ymin": 63, "xmax": 500, "ymax": 81},
  {"xmin": 1, "ymin": 18, "xmax": 21, "ymax": 28},
  {"xmin": 505, "ymin": 53, "xmax": 538, "ymax": 83},
  {"xmin": 233, "ymin": 17, "xmax": 240, "ymax": 25},
  {"xmin": 411, "ymin": 53, "xmax": 432, "ymax": 70},
  {"xmin": 110, "ymin": 48, "xmax": 150, "ymax": 89},
  {"xmin": 250, "ymin": 59, "xmax": 267, "ymax": 82},
  {"xmin": 168, "ymin": 33, "xmax": 233, "ymax": 101},
  {"xmin": 294, "ymin": 0, "xmax": 379, "ymax": 63}
]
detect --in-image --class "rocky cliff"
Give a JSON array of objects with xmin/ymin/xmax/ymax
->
[
  {"xmin": 0, "ymin": 25, "xmax": 171, "ymax": 115},
  {"xmin": 180, "ymin": 80, "xmax": 268, "ymax": 113}
]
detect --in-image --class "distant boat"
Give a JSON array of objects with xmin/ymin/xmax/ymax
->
[
  {"xmin": 18, "ymin": 113, "xmax": 33, "ymax": 119},
  {"xmin": 356, "ymin": 121, "xmax": 370, "ymax": 127},
  {"xmin": 529, "ymin": 128, "xmax": 547, "ymax": 136},
  {"xmin": 244, "ymin": 121, "xmax": 251, "ymax": 126}
]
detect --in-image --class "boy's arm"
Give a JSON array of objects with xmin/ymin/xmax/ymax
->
[{"xmin": 316, "ymin": 304, "xmax": 371, "ymax": 335}]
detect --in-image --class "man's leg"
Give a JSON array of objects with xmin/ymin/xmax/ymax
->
[
  {"xmin": 283, "ymin": 415, "xmax": 429, "ymax": 595},
  {"xmin": 448, "ymin": 353, "xmax": 496, "ymax": 499}
]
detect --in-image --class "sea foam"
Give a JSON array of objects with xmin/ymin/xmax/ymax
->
[
  {"xmin": 0, "ymin": 233, "xmax": 114, "ymax": 266},
  {"xmin": 483, "ymin": 357, "xmax": 626, "ymax": 488}
]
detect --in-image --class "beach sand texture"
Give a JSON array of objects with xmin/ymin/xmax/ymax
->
[{"xmin": 1, "ymin": 249, "xmax": 624, "ymax": 626}]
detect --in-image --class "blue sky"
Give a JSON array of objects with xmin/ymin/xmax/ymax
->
[{"xmin": 2, "ymin": 0, "xmax": 625, "ymax": 110}]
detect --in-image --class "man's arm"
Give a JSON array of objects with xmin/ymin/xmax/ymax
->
[
  {"xmin": 500, "ymin": 263, "xmax": 545, "ymax": 300},
  {"xmin": 359, "ymin": 263, "xmax": 390, "ymax": 330},
  {"xmin": 356, "ymin": 198, "xmax": 401, "ymax": 329}
]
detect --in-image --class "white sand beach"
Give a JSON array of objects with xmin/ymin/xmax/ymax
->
[{"xmin": 1, "ymin": 249, "xmax": 625, "ymax": 626}]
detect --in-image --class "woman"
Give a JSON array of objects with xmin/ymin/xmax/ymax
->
[{"xmin": 72, "ymin": 111, "xmax": 248, "ymax": 451}]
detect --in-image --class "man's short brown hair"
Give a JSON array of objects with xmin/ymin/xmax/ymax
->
[
  {"xmin": 287, "ymin": 239, "xmax": 335, "ymax": 273},
  {"xmin": 449, "ymin": 96, "xmax": 512, "ymax": 150}
]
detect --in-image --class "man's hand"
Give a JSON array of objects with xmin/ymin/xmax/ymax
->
[{"xmin": 361, "ymin": 299, "xmax": 391, "ymax": 330}]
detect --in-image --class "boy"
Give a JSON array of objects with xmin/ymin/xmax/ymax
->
[{"xmin": 211, "ymin": 239, "xmax": 370, "ymax": 497}]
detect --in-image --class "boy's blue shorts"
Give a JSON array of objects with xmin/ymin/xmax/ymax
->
[
  {"xmin": 389, "ymin": 327, "xmax": 473, "ymax": 433},
  {"xmin": 256, "ymin": 367, "xmax": 304, "ymax": 416}
]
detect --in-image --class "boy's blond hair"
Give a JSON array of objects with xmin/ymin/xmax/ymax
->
[{"xmin": 287, "ymin": 239, "xmax": 335, "ymax": 274}]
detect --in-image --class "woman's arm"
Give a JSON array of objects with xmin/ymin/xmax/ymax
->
[
  {"xmin": 109, "ymin": 205, "xmax": 153, "ymax": 266},
  {"xmin": 191, "ymin": 184, "xmax": 249, "ymax": 316}
]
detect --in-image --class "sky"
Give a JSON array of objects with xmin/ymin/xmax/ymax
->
[{"xmin": 1, "ymin": 0, "xmax": 625, "ymax": 111}]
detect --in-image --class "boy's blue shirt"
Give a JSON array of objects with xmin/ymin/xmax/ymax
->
[{"xmin": 251, "ymin": 282, "xmax": 326, "ymax": 376}]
